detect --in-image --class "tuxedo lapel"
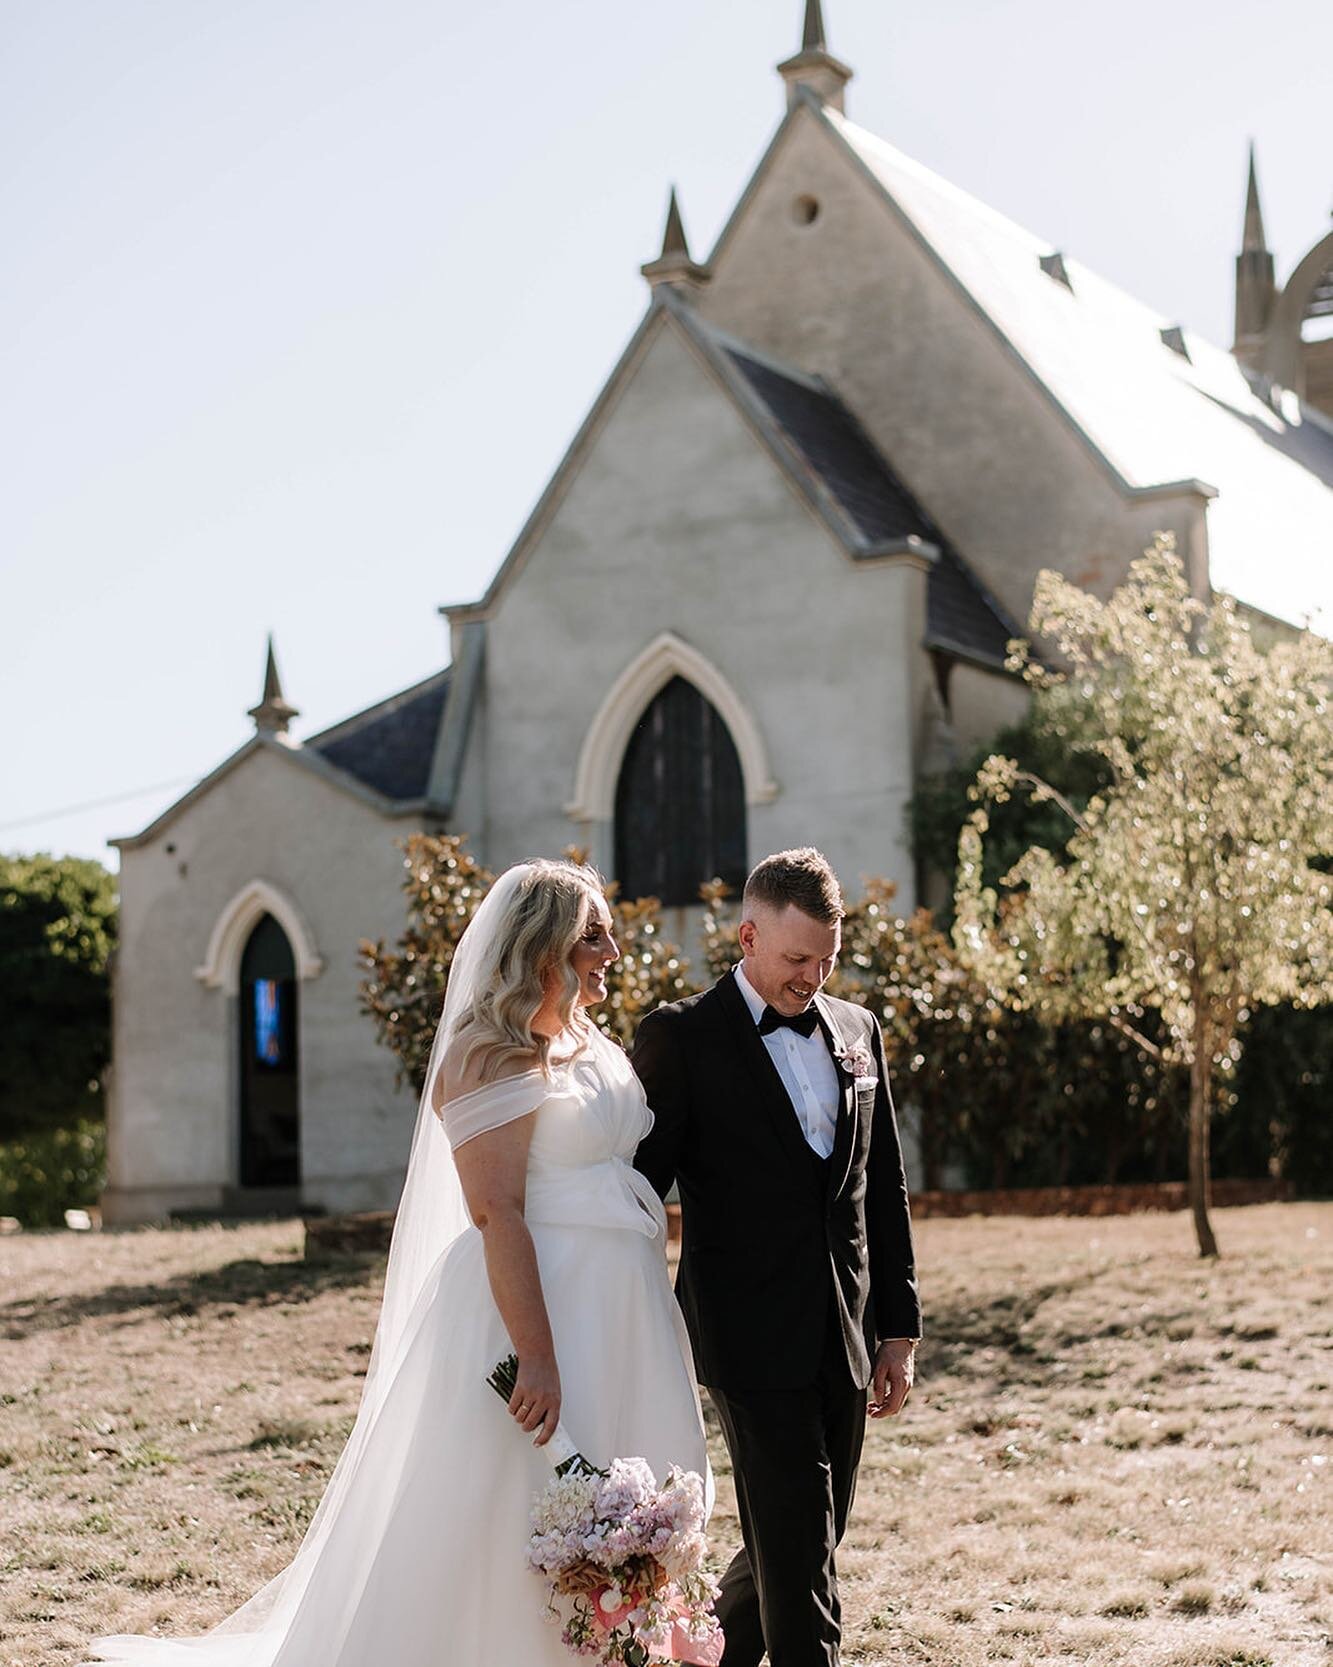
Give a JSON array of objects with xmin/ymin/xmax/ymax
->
[
  {"xmin": 715, "ymin": 971, "xmax": 825, "ymax": 1181},
  {"xmin": 814, "ymin": 994, "xmax": 858, "ymax": 1200}
]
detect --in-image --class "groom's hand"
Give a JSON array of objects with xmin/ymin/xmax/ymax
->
[{"xmin": 868, "ymin": 1338, "xmax": 917, "ymax": 1419}]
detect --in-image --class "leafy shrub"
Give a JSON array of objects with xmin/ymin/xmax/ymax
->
[
  {"xmin": 358, "ymin": 836, "xmax": 692, "ymax": 1092},
  {"xmin": 0, "ymin": 854, "xmax": 117, "ymax": 1138},
  {"xmin": 0, "ymin": 1118, "xmax": 106, "ymax": 1228}
]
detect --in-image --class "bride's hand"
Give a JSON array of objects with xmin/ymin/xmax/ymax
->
[{"xmin": 509, "ymin": 1353, "xmax": 562, "ymax": 1446}]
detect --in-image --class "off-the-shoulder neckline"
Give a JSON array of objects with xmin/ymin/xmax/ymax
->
[
  {"xmin": 437, "ymin": 1036, "xmax": 603, "ymax": 1108},
  {"xmin": 438, "ymin": 1065, "xmax": 547, "ymax": 1112},
  {"xmin": 437, "ymin": 1025, "xmax": 606, "ymax": 1109}
]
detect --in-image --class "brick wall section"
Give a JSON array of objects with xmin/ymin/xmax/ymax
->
[
  {"xmin": 304, "ymin": 1178, "xmax": 1295, "ymax": 1257},
  {"xmin": 907, "ymin": 1177, "xmax": 1294, "ymax": 1219}
]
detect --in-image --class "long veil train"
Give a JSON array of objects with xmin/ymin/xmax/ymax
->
[{"xmin": 84, "ymin": 866, "xmax": 537, "ymax": 1665}]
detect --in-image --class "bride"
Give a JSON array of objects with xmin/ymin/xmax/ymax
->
[{"xmin": 83, "ymin": 859, "xmax": 711, "ymax": 1667}]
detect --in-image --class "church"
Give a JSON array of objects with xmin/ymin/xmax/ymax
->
[{"xmin": 101, "ymin": 4, "xmax": 1333, "ymax": 1224}]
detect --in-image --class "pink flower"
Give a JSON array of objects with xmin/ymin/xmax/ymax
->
[
  {"xmin": 838, "ymin": 1040, "xmax": 875, "ymax": 1080},
  {"xmin": 639, "ymin": 1600, "xmax": 725, "ymax": 1665}
]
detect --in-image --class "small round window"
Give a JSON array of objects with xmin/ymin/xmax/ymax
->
[{"xmin": 792, "ymin": 194, "xmax": 820, "ymax": 226}]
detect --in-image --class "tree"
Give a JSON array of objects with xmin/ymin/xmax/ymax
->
[
  {"xmin": 909, "ymin": 707, "xmax": 1109, "ymax": 929},
  {"xmin": 954, "ymin": 539, "xmax": 1333, "ymax": 1255},
  {"xmin": 359, "ymin": 836, "xmax": 693, "ymax": 1093},
  {"xmin": 0, "ymin": 853, "xmax": 117, "ymax": 1138}
]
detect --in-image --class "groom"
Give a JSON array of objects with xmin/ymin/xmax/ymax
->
[{"xmin": 632, "ymin": 848, "xmax": 921, "ymax": 1667}]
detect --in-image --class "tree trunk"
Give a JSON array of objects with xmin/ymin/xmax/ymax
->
[
  {"xmin": 1104, "ymin": 1117, "xmax": 1124, "ymax": 1187},
  {"xmin": 1188, "ymin": 1042, "xmax": 1219, "ymax": 1258}
]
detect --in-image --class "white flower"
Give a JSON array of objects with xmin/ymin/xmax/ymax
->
[{"xmin": 839, "ymin": 1040, "xmax": 875, "ymax": 1079}]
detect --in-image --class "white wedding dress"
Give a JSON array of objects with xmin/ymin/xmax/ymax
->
[{"xmin": 84, "ymin": 1024, "xmax": 710, "ymax": 1667}]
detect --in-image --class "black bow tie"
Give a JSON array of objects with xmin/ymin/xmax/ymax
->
[{"xmin": 758, "ymin": 1004, "xmax": 819, "ymax": 1039}]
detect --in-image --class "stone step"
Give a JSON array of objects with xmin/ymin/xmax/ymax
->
[{"xmin": 170, "ymin": 1187, "xmax": 325, "ymax": 1223}]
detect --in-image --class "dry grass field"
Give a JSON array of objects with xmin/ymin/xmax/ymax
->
[{"xmin": 1, "ymin": 1203, "xmax": 1329, "ymax": 1667}]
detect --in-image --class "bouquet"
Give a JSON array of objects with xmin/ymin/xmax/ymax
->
[{"xmin": 489, "ymin": 1355, "xmax": 724, "ymax": 1666}]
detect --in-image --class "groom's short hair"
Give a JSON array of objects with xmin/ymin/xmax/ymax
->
[{"xmin": 741, "ymin": 848, "xmax": 844, "ymax": 926}]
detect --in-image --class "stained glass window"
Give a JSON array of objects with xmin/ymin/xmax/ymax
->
[{"xmin": 253, "ymin": 978, "xmax": 285, "ymax": 1066}]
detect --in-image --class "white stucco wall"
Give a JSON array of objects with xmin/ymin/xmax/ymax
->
[
  {"xmin": 468, "ymin": 317, "xmax": 930, "ymax": 908},
  {"xmin": 698, "ymin": 108, "xmax": 1206, "ymax": 631},
  {"xmin": 104, "ymin": 745, "xmax": 423, "ymax": 1224},
  {"xmin": 948, "ymin": 662, "xmax": 1031, "ymax": 757}
]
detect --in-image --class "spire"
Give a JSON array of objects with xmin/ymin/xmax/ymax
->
[
  {"xmin": 1242, "ymin": 141, "xmax": 1268, "ymax": 252},
  {"xmin": 777, "ymin": 0, "xmax": 853, "ymax": 112},
  {"xmin": 640, "ymin": 186, "xmax": 711, "ymax": 293},
  {"xmin": 661, "ymin": 187, "xmax": 689, "ymax": 259},
  {"xmin": 248, "ymin": 633, "xmax": 300, "ymax": 737},
  {"xmin": 1233, "ymin": 140, "xmax": 1276, "ymax": 358}
]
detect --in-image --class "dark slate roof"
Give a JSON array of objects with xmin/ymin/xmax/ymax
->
[
  {"xmin": 306, "ymin": 668, "xmax": 451, "ymax": 803},
  {"xmin": 926, "ymin": 546, "xmax": 1016, "ymax": 667},
  {"xmin": 723, "ymin": 343, "xmax": 1017, "ymax": 667},
  {"xmin": 726, "ymin": 347, "xmax": 932, "ymax": 547}
]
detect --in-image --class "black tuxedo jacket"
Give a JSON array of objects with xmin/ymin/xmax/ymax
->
[{"xmin": 632, "ymin": 970, "xmax": 921, "ymax": 1392}]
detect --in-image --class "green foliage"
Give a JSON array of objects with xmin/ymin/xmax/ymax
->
[
  {"xmin": 360, "ymin": 810, "xmax": 1326, "ymax": 1202},
  {"xmin": 702, "ymin": 879, "xmax": 1182, "ymax": 1190},
  {"xmin": 912, "ymin": 607, "xmax": 1330, "ymax": 1198},
  {"xmin": 954, "ymin": 538, "xmax": 1333, "ymax": 1252},
  {"xmin": 358, "ymin": 835, "xmax": 493, "ymax": 1094},
  {"xmin": 358, "ymin": 836, "xmax": 693, "ymax": 1091},
  {"xmin": 1221, "ymin": 1004, "xmax": 1333, "ymax": 1195},
  {"xmin": 0, "ymin": 1118, "xmax": 106, "ymax": 1227},
  {"xmin": 909, "ymin": 710, "xmax": 1109, "ymax": 928},
  {"xmin": 956, "ymin": 541, "xmax": 1333, "ymax": 1048},
  {"xmin": 0, "ymin": 854, "xmax": 118, "ymax": 1138},
  {"xmin": 594, "ymin": 893, "xmax": 693, "ymax": 1049}
]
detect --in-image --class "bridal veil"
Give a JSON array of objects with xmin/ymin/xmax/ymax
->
[{"xmin": 85, "ymin": 862, "xmax": 561, "ymax": 1664}]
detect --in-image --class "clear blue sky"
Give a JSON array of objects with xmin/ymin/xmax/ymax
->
[{"xmin": 4, "ymin": 0, "xmax": 1330, "ymax": 866}]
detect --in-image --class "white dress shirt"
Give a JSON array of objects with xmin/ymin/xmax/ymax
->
[{"xmin": 734, "ymin": 962, "xmax": 842, "ymax": 1159}]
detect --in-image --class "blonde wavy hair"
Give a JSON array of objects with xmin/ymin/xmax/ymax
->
[{"xmin": 450, "ymin": 859, "xmax": 606, "ymax": 1088}]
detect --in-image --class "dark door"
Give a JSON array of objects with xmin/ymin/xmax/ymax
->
[
  {"xmin": 239, "ymin": 913, "xmax": 300, "ymax": 1187},
  {"xmin": 614, "ymin": 675, "xmax": 747, "ymax": 905}
]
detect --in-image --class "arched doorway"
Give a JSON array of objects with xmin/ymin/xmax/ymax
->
[
  {"xmin": 614, "ymin": 675, "xmax": 747, "ymax": 905},
  {"xmin": 238, "ymin": 912, "xmax": 300, "ymax": 1188}
]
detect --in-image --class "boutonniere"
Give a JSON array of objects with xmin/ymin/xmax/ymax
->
[{"xmin": 837, "ymin": 1039, "xmax": 875, "ymax": 1080}]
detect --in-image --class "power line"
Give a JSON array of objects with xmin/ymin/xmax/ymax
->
[{"xmin": 0, "ymin": 777, "xmax": 195, "ymax": 834}]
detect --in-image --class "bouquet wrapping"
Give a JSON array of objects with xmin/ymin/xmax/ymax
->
[{"xmin": 489, "ymin": 1355, "xmax": 723, "ymax": 1667}]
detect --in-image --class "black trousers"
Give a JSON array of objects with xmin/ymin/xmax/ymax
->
[{"xmin": 709, "ymin": 1307, "xmax": 867, "ymax": 1667}]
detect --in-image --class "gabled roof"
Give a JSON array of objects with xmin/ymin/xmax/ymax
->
[
  {"xmin": 112, "ymin": 667, "xmax": 457, "ymax": 852},
  {"xmin": 809, "ymin": 102, "xmax": 1333, "ymax": 632},
  {"xmin": 306, "ymin": 667, "xmax": 451, "ymax": 802},
  {"xmin": 926, "ymin": 547, "xmax": 1019, "ymax": 668},
  {"xmin": 723, "ymin": 344, "xmax": 938, "ymax": 548},
  {"xmin": 704, "ymin": 324, "xmax": 1017, "ymax": 666},
  {"xmin": 670, "ymin": 296, "xmax": 939, "ymax": 563},
  {"xmin": 451, "ymin": 285, "xmax": 1016, "ymax": 670}
]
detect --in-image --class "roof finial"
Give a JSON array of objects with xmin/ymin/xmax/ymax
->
[
  {"xmin": 1242, "ymin": 140, "xmax": 1268, "ymax": 252},
  {"xmin": 777, "ymin": 0, "xmax": 853, "ymax": 113},
  {"xmin": 641, "ymin": 186, "xmax": 711, "ymax": 293},
  {"xmin": 248, "ymin": 633, "xmax": 300, "ymax": 737}
]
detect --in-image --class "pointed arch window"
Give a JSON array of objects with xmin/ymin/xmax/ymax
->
[
  {"xmin": 614, "ymin": 676, "xmax": 747, "ymax": 906},
  {"xmin": 238, "ymin": 912, "xmax": 300, "ymax": 1187}
]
